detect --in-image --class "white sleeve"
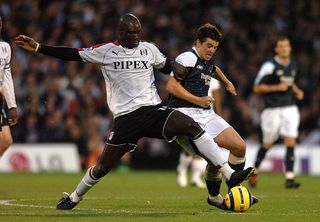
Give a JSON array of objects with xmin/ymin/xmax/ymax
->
[
  {"xmin": 147, "ymin": 43, "xmax": 166, "ymax": 69},
  {"xmin": 169, "ymin": 51, "xmax": 197, "ymax": 76},
  {"xmin": 78, "ymin": 44, "xmax": 110, "ymax": 65},
  {"xmin": 254, "ymin": 62, "xmax": 275, "ymax": 85},
  {"xmin": 175, "ymin": 52, "xmax": 197, "ymax": 67},
  {"xmin": 2, "ymin": 44, "xmax": 17, "ymax": 108},
  {"xmin": 208, "ymin": 78, "xmax": 220, "ymax": 95}
]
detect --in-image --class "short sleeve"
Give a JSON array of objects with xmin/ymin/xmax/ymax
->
[
  {"xmin": 78, "ymin": 43, "xmax": 109, "ymax": 65},
  {"xmin": 254, "ymin": 62, "xmax": 275, "ymax": 85}
]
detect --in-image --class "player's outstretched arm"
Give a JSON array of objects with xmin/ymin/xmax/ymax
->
[
  {"xmin": 213, "ymin": 66, "xmax": 237, "ymax": 96},
  {"xmin": 15, "ymin": 35, "xmax": 82, "ymax": 61}
]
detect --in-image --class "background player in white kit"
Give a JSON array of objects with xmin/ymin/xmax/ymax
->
[
  {"xmin": 166, "ymin": 23, "xmax": 257, "ymax": 209},
  {"xmin": 15, "ymin": 14, "xmax": 254, "ymax": 210},
  {"xmin": 176, "ymin": 79, "xmax": 221, "ymax": 189},
  {"xmin": 0, "ymin": 16, "xmax": 18, "ymax": 157},
  {"xmin": 249, "ymin": 37, "xmax": 304, "ymax": 189}
]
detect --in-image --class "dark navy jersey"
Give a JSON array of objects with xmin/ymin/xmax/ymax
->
[
  {"xmin": 168, "ymin": 48, "xmax": 216, "ymax": 109},
  {"xmin": 254, "ymin": 57, "xmax": 298, "ymax": 108}
]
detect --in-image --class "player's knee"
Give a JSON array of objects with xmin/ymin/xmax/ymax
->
[
  {"xmin": 231, "ymin": 140, "xmax": 246, "ymax": 157},
  {"xmin": 185, "ymin": 120, "xmax": 203, "ymax": 137}
]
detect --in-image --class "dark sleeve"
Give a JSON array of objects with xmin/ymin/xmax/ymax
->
[
  {"xmin": 172, "ymin": 61, "xmax": 190, "ymax": 82},
  {"xmin": 158, "ymin": 59, "xmax": 173, "ymax": 74},
  {"xmin": 38, "ymin": 44, "xmax": 83, "ymax": 61}
]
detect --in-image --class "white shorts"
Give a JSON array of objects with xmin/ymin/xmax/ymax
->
[
  {"xmin": 175, "ymin": 107, "xmax": 231, "ymax": 154},
  {"xmin": 261, "ymin": 105, "xmax": 300, "ymax": 144}
]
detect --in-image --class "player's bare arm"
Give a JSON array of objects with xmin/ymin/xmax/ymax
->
[
  {"xmin": 15, "ymin": 35, "xmax": 82, "ymax": 61},
  {"xmin": 253, "ymin": 82, "xmax": 288, "ymax": 94},
  {"xmin": 213, "ymin": 66, "xmax": 237, "ymax": 95},
  {"xmin": 292, "ymin": 83, "xmax": 304, "ymax": 100},
  {"xmin": 166, "ymin": 76, "xmax": 214, "ymax": 108}
]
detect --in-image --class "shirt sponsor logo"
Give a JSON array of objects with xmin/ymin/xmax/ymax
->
[{"xmin": 113, "ymin": 60, "xmax": 149, "ymax": 69}]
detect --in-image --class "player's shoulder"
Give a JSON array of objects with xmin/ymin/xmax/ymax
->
[
  {"xmin": 261, "ymin": 59, "xmax": 275, "ymax": 70},
  {"xmin": 140, "ymin": 41, "xmax": 160, "ymax": 51},
  {"xmin": 175, "ymin": 51, "xmax": 197, "ymax": 67},
  {"xmin": 78, "ymin": 41, "xmax": 119, "ymax": 51}
]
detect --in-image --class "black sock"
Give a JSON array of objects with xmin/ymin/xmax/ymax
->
[
  {"xmin": 285, "ymin": 147, "xmax": 294, "ymax": 172},
  {"xmin": 255, "ymin": 146, "xmax": 268, "ymax": 168},
  {"xmin": 205, "ymin": 179, "xmax": 222, "ymax": 196},
  {"xmin": 228, "ymin": 161, "xmax": 245, "ymax": 171}
]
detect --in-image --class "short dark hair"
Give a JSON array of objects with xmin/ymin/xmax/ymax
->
[
  {"xmin": 274, "ymin": 36, "xmax": 290, "ymax": 47},
  {"xmin": 195, "ymin": 23, "xmax": 222, "ymax": 43}
]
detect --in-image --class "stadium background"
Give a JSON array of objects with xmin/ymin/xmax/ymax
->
[{"xmin": 1, "ymin": 0, "xmax": 319, "ymax": 170}]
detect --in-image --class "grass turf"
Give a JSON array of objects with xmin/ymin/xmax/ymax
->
[{"xmin": 0, "ymin": 171, "xmax": 319, "ymax": 222}]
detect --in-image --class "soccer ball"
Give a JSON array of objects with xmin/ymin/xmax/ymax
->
[{"xmin": 225, "ymin": 186, "xmax": 253, "ymax": 212}]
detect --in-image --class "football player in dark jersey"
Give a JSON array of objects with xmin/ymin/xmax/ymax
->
[{"xmin": 249, "ymin": 37, "xmax": 304, "ymax": 189}]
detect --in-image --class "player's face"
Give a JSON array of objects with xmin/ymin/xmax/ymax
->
[
  {"xmin": 275, "ymin": 39, "xmax": 291, "ymax": 58},
  {"xmin": 195, "ymin": 38, "xmax": 219, "ymax": 61},
  {"xmin": 119, "ymin": 20, "xmax": 141, "ymax": 49}
]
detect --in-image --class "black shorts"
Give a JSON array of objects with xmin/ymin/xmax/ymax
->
[{"xmin": 107, "ymin": 104, "xmax": 176, "ymax": 146}]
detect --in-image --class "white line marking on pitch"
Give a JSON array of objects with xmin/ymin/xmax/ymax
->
[{"xmin": 0, "ymin": 199, "xmax": 178, "ymax": 215}]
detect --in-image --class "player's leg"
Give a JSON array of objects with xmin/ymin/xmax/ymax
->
[
  {"xmin": 213, "ymin": 127, "xmax": 246, "ymax": 171},
  {"xmin": 249, "ymin": 108, "xmax": 280, "ymax": 188},
  {"xmin": 176, "ymin": 150, "xmax": 192, "ymax": 187},
  {"xmin": 164, "ymin": 111, "xmax": 254, "ymax": 188},
  {"xmin": 56, "ymin": 143, "xmax": 133, "ymax": 210},
  {"xmin": 204, "ymin": 163, "xmax": 228, "ymax": 209},
  {"xmin": 0, "ymin": 126, "xmax": 13, "ymax": 156},
  {"xmin": 281, "ymin": 106, "xmax": 300, "ymax": 188},
  {"xmin": 190, "ymin": 155, "xmax": 207, "ymax": 188}
]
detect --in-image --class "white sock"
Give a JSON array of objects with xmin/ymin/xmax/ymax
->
[
  {"xmin": 192, "ymin": 132, "xmax": 226, "ymax": 167},
  {"xmin": 191, "ymin": 158, "xmax": 207, "ymax": 183},
  {"xmin": 177, "ymin": 152, "xmax": 193, "ymax": 173},
  {"xmin": 70, "ymin": 166, "xmax": 100, "ymax": 202},
  {"xmin": 219, "ymin": 162, "xmax": 234, "ymax": 181},
  {"xmin": 208, "ymin": 194, "xmax": 224, "ymax": 205}
]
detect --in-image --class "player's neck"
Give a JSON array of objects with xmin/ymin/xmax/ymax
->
[{"xmin": 277, "ymin": 56, "xmax": 290, "ymax": 65}]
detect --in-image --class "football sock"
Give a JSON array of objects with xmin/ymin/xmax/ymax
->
[
  {"xmin": 192, "ymin": 132, "xmax": 226, "ymax": 168},
  {"xmin": 177, "ymin": 152, "xmax": 192, "ymax": 174},
  {"xmin": 219, "ymin": 163, "xmax": 234, "ymax": 180},
  {"xmin": 204, "ymin": 167, "xmax": 222, "ymax": 196},
  {"xmin": 285, "ymin": 147, "xmax": 295, "ymax": 179},
  {"xmin": 208, "ymin": 194, "xmax": 224, "ymax": 205},
  {"xmin": 254, "ymin": 146, "xmax": 268, "ymax": 168},
  {"xmin": 191, "ymin": 158, "xmax": 207, "ymax": 183},
  {"xmin": 228, "ymin": 154, "xmax": 246, "ymax": 171},
  {"xmin": 70, "ymin": 166, "xmax": 100, "ymax": 202}
]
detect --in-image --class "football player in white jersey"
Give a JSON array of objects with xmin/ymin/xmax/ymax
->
[
  {"xmin": 0, "ymin": 16, "xmax": 18, "ymax": 157},
  {"xmin": 166, "ymin": 23, "xmax": 258, "ymax": 209},
  {"xmin": 16, "ymin": 14, "xmax": 254, "ymax": 210}
]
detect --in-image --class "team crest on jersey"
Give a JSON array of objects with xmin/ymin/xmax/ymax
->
[
  {"xmin": 276, "ymin": 70, "xmax": 284, "ymax": 76},
  {"xmin": 0, "ymin": 58, "xmax": 5, "ymax": 65},
  {"xmin": 1, "ymin": 47, "xmax": 7, "ymax": 54},
  {"xmin": 196, "ymin": 65, "xmax": 204, "ymax": 70},
  {"xmin": 140, "ymin": 49, "xmax": 148, "ymax": 57}
]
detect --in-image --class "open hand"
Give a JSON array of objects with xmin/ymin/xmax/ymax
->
[{"xmin": 15, "ymin": 35, "xmax": 39, "ymax": 52}]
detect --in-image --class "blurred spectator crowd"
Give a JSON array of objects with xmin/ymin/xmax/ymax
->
[{"xmin": 1, "ymin": 0, "xmax": 319, "ymax": 169}]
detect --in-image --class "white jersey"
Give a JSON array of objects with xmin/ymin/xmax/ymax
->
[
  {"xmin": 78, "ymin": 41, "xmax": 167, "ymax": 118},
  {"xmin": 0, "ymin": 41, "xmax": 16, "ymax": 109}
]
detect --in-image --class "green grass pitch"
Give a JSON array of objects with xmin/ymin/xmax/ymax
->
[{"xmin": 0, "ymin": 171, "xmax": 319, "ymax": 222}]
